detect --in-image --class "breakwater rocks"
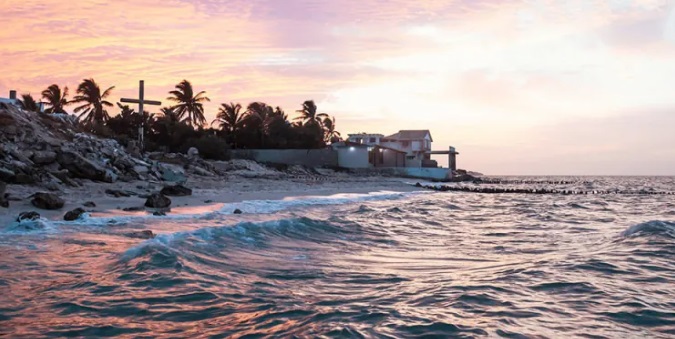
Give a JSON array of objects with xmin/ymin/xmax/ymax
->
[{"xmin": 414, "ymin": 183, "xmax": 675, "ymax": 195}]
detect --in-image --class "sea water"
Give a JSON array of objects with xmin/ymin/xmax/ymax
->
[{"xmin": 1, "ymin": 177, "xmax": 674, "ymax": 338}]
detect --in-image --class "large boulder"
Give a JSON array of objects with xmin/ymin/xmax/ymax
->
[
  {"xmin": 63, "ymin": 207, "xmax": 86, "ymax": 221},
  {"xmin": 31, "ymin": 192, "xmax": 65, "ymax": 210},
  {"xmin": 144, "ymin": 193, "xmax": 171, "ymax": 209},
  {"xmin": 0, "ymin": 181, "xmax": 8, "ymax": 208},
  {"xmin": 160, "ymin": 184, "xmax": 192, "ymax": 197},
  {"xmin": 56, "ymin": 150, "xmax": 117, "ymax": 183}
]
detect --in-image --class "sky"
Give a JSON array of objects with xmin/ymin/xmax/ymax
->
[{"xmin": 1, "ymin": 0, "xmax": 674, "ymax": 175}]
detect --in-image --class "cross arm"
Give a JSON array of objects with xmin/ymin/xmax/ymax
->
[{"xmin": 120, "ymin": 98, "xmax": 162, "ymax": 105}]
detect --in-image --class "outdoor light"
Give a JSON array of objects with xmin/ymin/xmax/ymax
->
[{"xmin": 349, "ymin": 147, "xmax": 355, "ymax": 151}]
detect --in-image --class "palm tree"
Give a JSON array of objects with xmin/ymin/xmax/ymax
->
[
  {"xmin": 167, "ymin": 80, "xmax": 210, "ymax": 127},
  {"xmin": 17, "ymin": 94, "xmax": 41, "ymax": 113},
  {"xmin": 212, "ymin": 102, "xmax": 245, "ymax": 134},
  {"xmin": 322, "ymin": 116, "xmax": 341, "ymax": 143},
  {"xmin": 295, "ymin": 100, "xmax": 328, "ymax": 126},
  {"xmin": 71, "ymin": 78, "xmax": 114, "ymax": 127},
  {"xmin": 41, "ymin": 84, "xmax": 69, "ymax": 114}
]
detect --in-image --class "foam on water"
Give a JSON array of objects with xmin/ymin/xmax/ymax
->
[{"xmin": 620, "ymin": 220, "xmax": 675, "ymax": 238}]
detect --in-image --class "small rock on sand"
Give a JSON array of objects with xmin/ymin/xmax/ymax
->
[
  {"xmin": 145, "ymin": 193, "xmax": 171, "ymax": 209},
  {"xmin": 31, "ymin": 192, "xmax": 65, "ymax": 210},
  {"xmin": 64, "ymin": 208, "xmax": 86, "ymax": 221},
  {"xmin": 160, "ymin": 184, "xmax": 192, "ymax": 197}
]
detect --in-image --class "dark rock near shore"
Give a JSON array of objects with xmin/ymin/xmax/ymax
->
[
  {"xmin": 64, "ymin": 208, "xmax": 86, "ymax": 221},
  {"xmin": 153, "ymin": 211, "xmax": 166, "ymax": 216},
  {"xmin": 105, "ymin": 189, "xmax": 132, "ymax": 198},
  {"xmin": 122, "ymin": 206, "xmax": 144, "ymax": 212},
  {"xmin": 145, "ymin": 193, "xmax": 171, "ymax": 209},
  {"xmin": 83, "ymin": 201, "xmax": 96, "ymax": 207},
  {"xmin": 31, "ymin": 192, "xmax": 65, "ymax": 210},
  {"xmin": 160, "ymin": 184, "xmax": 192, "ymax": 197},
  {"xmin": 233, "ymin": 208, "xmax": 243, "ymax": 214},
  {"xmin": 0, "ymin": 181, "xmax": 7, "ymax": 208},
  {"xmin": 17, "ymin": 211, "xmax": 40, "ymax": 222}
]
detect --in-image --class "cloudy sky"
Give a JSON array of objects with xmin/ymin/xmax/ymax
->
[{"xmin": 1, "ymin": 0, "xmax": 674, "ymax": 175}]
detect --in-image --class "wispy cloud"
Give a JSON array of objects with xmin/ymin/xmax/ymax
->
[{"xmin": 1, "ymin": 0, "xmax": 673, "ymax": 174}]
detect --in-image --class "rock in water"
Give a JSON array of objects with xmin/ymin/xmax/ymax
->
[
  {"xmin": 17, "ymin": 211, "xmax": 40, "ymax": 222},
  {"xmin": 233, "ymin": 208, "xmax": 243, "ymax": 214},
  {"xmin": 31, "ymin": 192, "xmax": 65, "ymax": 210},
  {"xmin": 160, "ymin": 184, "xmax": 192, "ymax": 197},
  {"xmin": 64, "ymin": 208, "xmax": 85, "ymax": 221},
  {"xmin": 144, "ymin": 193, "xmax": 171, "ymax": 208},
  {"xmin": 83, "ymin": 201, "xmax": 96, "ymax": 207},
  {"xmin": 125, "ymin": 230, "xmax": 155, "ymax": 239}
]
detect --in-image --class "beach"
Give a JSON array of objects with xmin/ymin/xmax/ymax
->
[{"xmin": 1, "ymin": 173, "xmax": 419, "ymax": 225}]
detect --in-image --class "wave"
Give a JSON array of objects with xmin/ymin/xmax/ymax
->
[
  {"xmin": 120, "ymin": 217, "xmax": 361, "ymax": 263},
  {"xmin": 61, "ymin": 191, "xmax": 425, "ymax": 227},
  {"xmin": 620, "ymin": 220, "xmax": 675, "ymax": 238},
  {"xmin": 2, "ymin": 218, "xmax": 58, "ymax": 234}
]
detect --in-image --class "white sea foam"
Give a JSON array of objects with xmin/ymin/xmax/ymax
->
[
  {"xmin": 59, "ymin": 190, "xmax": 428, "ymax": 227},
  {"xmin": 620, "ymin": 220, "xmax": 675, "ymax": 237}
]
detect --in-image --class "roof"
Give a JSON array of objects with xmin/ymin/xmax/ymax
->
[{"xmin": 383, "ymin": 130, "xmax": 432, "ymax": 142}]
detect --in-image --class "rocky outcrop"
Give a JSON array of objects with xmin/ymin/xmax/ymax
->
[
  {"xmin": 56, "ymin": 150, "xmax": 117, "ymax": 183},
  {"xmin": 63, "ymin": 207, "xmax": 86, "ymax": 221},
  {"xmin": 31, "ymin": 192, "xmax": 65, "ymax": 210},
  {"xmin": 144, "ymin": 193, "xmax": 171, "ymax": 209},
  {"xmin": 160, "ymin": 184, "xmax": 192, "ymax": 197}
]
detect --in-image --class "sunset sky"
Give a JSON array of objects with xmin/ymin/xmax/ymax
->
[{"xmin": 1, "ymin": 0, "xmax": 674, "ymax": 175}]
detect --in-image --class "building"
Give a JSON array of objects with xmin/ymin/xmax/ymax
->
[{"xmin": 348, "ymin": 130, "xmax": 452, "ymax": 168}]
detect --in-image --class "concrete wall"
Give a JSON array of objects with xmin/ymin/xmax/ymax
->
[
  {"xmin": 337, "ymin": 147, "xmax": 370, "ymax": 168},
  {"xmin": 230, "ymin": 149, "xmax": 338, "ymax": 167},
  {"xmin": 393, "ymin": 167, "xmax": 451, "ymax": 181}
]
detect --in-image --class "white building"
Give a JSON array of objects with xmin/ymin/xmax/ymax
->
[
  {"xmin": 348, "ymin": 130, "xmax": 436, "ymax": 167},
  {"xmin": 0, "ymin": 90, "xmax": 44, "ymax": 112}
]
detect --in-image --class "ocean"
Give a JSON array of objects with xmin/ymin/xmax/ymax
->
[{"xmin": 1, "ymin": 176, "xmax": 674, "ymax": 338}]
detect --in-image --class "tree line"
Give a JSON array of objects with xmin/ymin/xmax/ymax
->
[{"xmin": 16, "ymin": 79, "xmax": 343, "ymax": 159}]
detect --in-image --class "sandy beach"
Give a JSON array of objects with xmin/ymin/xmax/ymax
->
[{"xmin": 1, "ymin": 173, "xmax": 418, "ymax": 225}]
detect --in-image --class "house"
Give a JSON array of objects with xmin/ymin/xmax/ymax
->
[
  {"xmin": 348, "ymin": 130, "xmax": 436, "ymax": 168},
  {"xmin": 332, "ymin": 141, "xmax": 407, "ymax": 169}
]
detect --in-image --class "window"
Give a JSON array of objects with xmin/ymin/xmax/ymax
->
[
  {"xmin": 355, "ymin": 138, "xmax": 362, "ymax": 143},
  {"xmin": 401, "ymin": 141, "xmax": 410, "ymax": 147},
  {"xmin": 369, "ymin": 137, "xmax": 376, "ymax": 143}
]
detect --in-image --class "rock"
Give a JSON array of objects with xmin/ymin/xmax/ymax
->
[
  {"xmin": 83, "ymin": 201, "xmax": 96, "ymax": 207},
  {"xmin": 31, "ymin": 192, "xmax": 65, "ymax": 210},
  {"xmin": 64, "ymin": 207, "xmax": 86, "ymax": 221},
  {"xmin": 0, "ymin": 167, "xmax": 16, "ymax": 182},
  {"xmin": 122, "ymin": 206, "xmax": 144, "ymax": 212},
  {"xmin": 204, "ymin": 199, "xmax": 213, "ymax": 203},
  {"xmin": 160, "ymin": 184, "xmax": 192, "ymax": 197},
  {"xmin": 233, "ymin": 208, "xmax": 243, "ymax": 214},
  {"xmin": 160, "ymin": 165, "xmax": 187, "ymax": 183},
  {"xmin": 56, "ymin": 150, "xmax": 116, "ymax": 183},
  {"xmin": 152, "ymin": 211, "xmax": 166, "ymax": 216},
  {"xmin": 190, "ymin": 166, "xmax": 214, "ymax": 176},
  {"xmin": 125, "ymin": 230, "xmax": 155, "ymax": 239},
  {"xmin": 133, "ymin": 165, "xmax": 149, "ymax": 174},
  {"xmin": 144, "ymin": 193, "xmax": 171, "ymax": 209},
  {"xmin": 187, "ymin": 147, "xmax": 199, "ymax": 159},
  {"xmin": 415, "ymin": 182, "xmax": 422, "ymax": 187},
  {"xmin": 17, "ymin": 211, "xmax": 40, "ymax": 222},
  {"xmin": 105, "ymin": 189, "xmax": 135, "ymax": 197},
  {"xmin": 32, "ymin": 151, "xmax": 57, "ymax": 165}
]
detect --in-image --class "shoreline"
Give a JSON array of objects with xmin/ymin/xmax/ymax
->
[{"xmin": 1, "ymin": 175, "xmax": 420, "ymax": 225}]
